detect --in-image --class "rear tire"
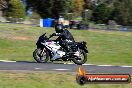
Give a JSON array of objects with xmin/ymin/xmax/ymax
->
[
  {"xmin": 72, "ymin": 50, "xmax": 87, "ymax": 65},
  {"xmin": 33, "ymin": 48, "xmax": 49, "ymax": 63}
]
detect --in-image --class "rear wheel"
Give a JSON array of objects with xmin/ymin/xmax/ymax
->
[
  {"xmin": 72, "ymin": 49, "xmax": 87, "ymax": 65},
  {"xmin": 33, "ymin": 48, "xmax": 49, "ymax": 63}
]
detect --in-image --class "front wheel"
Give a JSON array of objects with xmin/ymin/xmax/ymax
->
[
  {"xmin": 72, "ymin": 50, "xmax": 87, "ymax": 65},
  {"xmin": 33, "ymin": 48, "xmax": 49, "ymax": 63}
]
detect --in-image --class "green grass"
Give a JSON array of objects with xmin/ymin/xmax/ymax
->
[
  {"xmin": 0, "ymin": 71, "xmax": 131, "ymax": 88},
  {"xmin": 0, "ymin": 23, "xmax": 132, "ymax": 65},
  {"xmin": 0, "ymin": 23, "xmax": 132, "ymax": 88}
]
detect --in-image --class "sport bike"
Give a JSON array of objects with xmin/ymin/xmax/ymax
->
[{"xmin": 33, "ymin": 33, "xmax": 88, "ymax": 65}]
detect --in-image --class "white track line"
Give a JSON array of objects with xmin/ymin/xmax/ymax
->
[
  {"xmin": 0, "ymin": 60, "xmax": 16, "ymax": 62},
  {"xmin": 0, "ymin": 60, "xmax": 132, "ymax": 68},
  {"xmin": 120, "ymin": 66, "xmax": 132, "ymax": 68},
  {"xmin": 97, "ymin": 65, "xmax": 113, "ymax": 67},
  {"xmin": 83, "ymin": 64, "xmax": 95, "ymax": 65},
  {"xmin": 35, "ymin": 68, "xmax": 42, "ymax": 70},
  {"xmin": 67, "ymin": 63, "xmax": 132, "ymax": 68},
  {"xmin": 64, "ymin": 62, "xmax": 74, "ymax": 64}
]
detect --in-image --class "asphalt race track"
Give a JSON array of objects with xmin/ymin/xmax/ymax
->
[{"xmin": 0, "ymin": 61, "xmax": 132, "ymax": 74}]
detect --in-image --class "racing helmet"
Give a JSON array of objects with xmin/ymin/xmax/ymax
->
[
  {"xmin": 58, "ymin": 16, "xmax": 64, "ymax": 24},
  {"xmin": 55, "ymin": 24, "xmax": 64, "ymax": 33}
]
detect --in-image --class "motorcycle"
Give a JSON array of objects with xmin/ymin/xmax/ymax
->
[{"xmin": 33, "ymin": 33, "xmax": 88, "ymax": 65}]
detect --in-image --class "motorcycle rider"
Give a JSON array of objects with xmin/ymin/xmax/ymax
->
[{"xmin": 50, "ymin": 16, "xmax": 75, "ymax": 54}]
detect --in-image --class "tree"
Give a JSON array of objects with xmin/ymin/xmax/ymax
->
[
  {"xmin": 26, "ymin": 0, "xmax": 73, "ymax": 18},
  {"xmin": 92, "ymin": 3, "xmax": 111, "ymax": 24},
  {"xmin": 37, "ymin": 0, "xmax": 53, "ymax": 18},
  {"xmin": 52, "ymin": 0, "xmax": 73, "ymax": 18},
  {"xmin": 111, "ymin": 0, "xmax": 132, "ymax": 26},
  {"xmin": 7, "ymin": 0, "xmax": 25, "ymax": 20},
  {"xmin": 83, "ymin": 0, "xmax": 94, "ymax": 23},
  {"xmin": 72, "ymin": 0, "xmax": 84, "ymax": 17},
  {"xmin": 83, "ymin": 0, "xmax": 93, "ymax": 10}
]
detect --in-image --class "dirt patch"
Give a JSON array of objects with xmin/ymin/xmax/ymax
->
[{"xmin": 12, "ymin": 36, "xmax": 31, "ymax": 40}]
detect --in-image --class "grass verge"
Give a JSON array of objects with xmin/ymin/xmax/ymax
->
[
  {"xmin": 0, "ymin": 23, "xmax": 132, "ymax": 65},
  {"xmin": 0, "ymin": 71, "xmax": 131, "ymax": 88}
]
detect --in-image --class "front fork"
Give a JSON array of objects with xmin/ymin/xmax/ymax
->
[{"xmin": 40, "ymin": 48, "xmax": 45, "ymax": 57}]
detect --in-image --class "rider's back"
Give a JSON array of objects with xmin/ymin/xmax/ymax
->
[{"xmin": 60, "ymin": 29, "xmax": 75, "ymax": 42}]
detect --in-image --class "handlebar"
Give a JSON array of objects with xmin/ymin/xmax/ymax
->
[
  {"xmin": 42, "ymin": 33, "xmax": 56, "ymax": 41},
  {"xmin": 42, "ymin": 33, "xmax": 53, "ymax": 40},
  {"xmin": 48, "ymin": 35, "xmax": 52, "ymax": 39},
  {"xmin": 42, "ymin": 33, "xmax": 46, "ymax": 37}
]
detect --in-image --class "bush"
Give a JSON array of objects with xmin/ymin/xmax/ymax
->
[
  {"xmin": 92, "ymin": 3, "xmax": 111, "ymax": 24},
  {"xmin": 6, "ymin": 0, "xmax": 25, "ymax": 22}
]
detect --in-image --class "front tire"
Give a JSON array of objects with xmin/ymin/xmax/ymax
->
[
  {"xmin": 72, "ymin": 50, "xmax": 87, "ymax": 65},
  {"xmin": 33, "ymin": 48, "xmax": 49, "ymax": 63}
]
